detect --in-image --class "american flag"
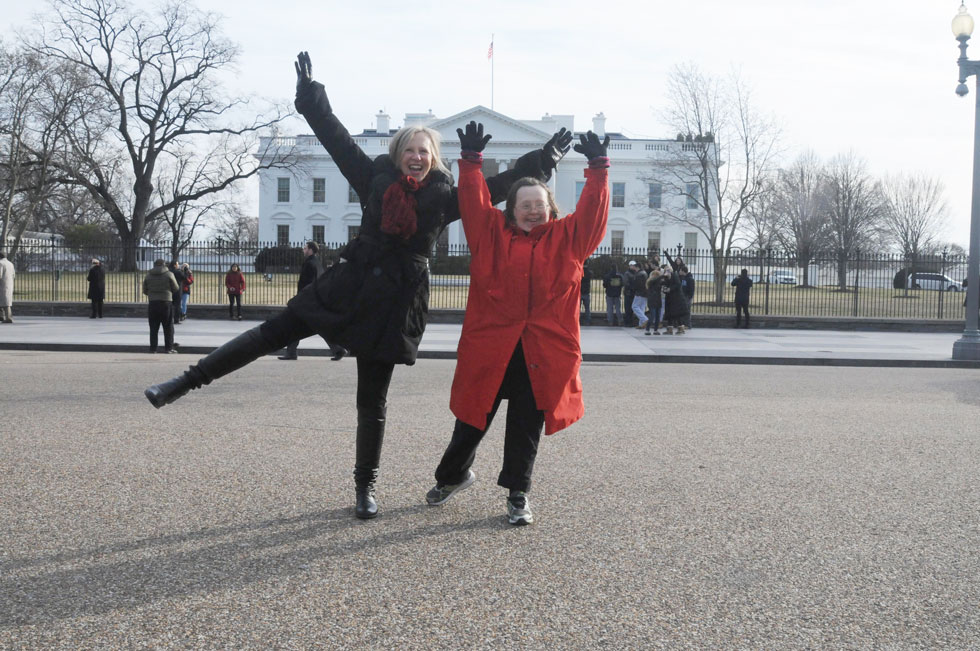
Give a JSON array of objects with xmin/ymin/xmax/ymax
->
[{"xmin": 487, "ymin": 40, "xmax": 493, "ymax": 60}]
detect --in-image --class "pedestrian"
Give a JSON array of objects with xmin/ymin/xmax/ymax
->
[
  {"xmin": 628, "ymin": 260, "xmax": 648, "ymax": 329},
  {"xmin": 580, "ymin": 261, "xmax": 593, "ymax": 325},
  {"xmin": 602, "ymin": 264, "xmax": 624, "ymax": 326},
  {"xmin": 142, "ymin": 259, "xmax": 179, "ymax": 353},
  {"xmin": 279, "ymin": 241, "xmax": 336, "ymax": 360},
  {"xmin": 0, "ymin": 251, "xmax": 14, "ymax": 324},
  {"xmin": 644, "ymin": 268, "xmax": 664, "ymax": 335},
  {"xmin": 662, "ymin": 267, "xmax": 689, "ymax": 334},
  {"xmin": 144, "ymin": 51, "xmax": 571, "ymax": 520},
  {"xmin": 680, "ymin": 265, "xmax": 695, "ymax": 329},
  {"xmin": 732, "ymin": 268, "xmax": 753, "ymax": 328},
  {"xmin": 425, "ymin": 127, "xmax": 610, "ymax": 526},
  {"xmin": 180, "ymin": 264, "xmax": 193, "ymax": 322},
  {"xmin": 622, "ymin": 260, "xmax": 637, "ymax": 326},
  {"xmin": 87, "ymin": 258, "xmax": 105, "ymax": 319},
  {"xmin": 224, "ymin": 263, "xmax": 245, "ymax": 320},
  {"xmin": 169, "ymin": 261, "xmax": 185, "ymax": 325}
]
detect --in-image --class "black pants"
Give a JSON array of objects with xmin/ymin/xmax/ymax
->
[
  {"xmin": 261, "ymin": 309, "xmax": 394, "ymax": 462},
  {"xmin": 434, "ymin": 342, "xmax": 544, "ymax": 493},
  {"xmin": 228, "ymin": 293, "xmax": 241, "ymax": 317},
  {"xmin": 148, "ymin": 300, "xmax": 174, "ymax": 352},
  {"xmin": 90, "ymin": 300, "xmax": 103, "ymax": 318},
  {"xmin": 735, "ymin": 301, "xmax": 750, "ymax": 326}
]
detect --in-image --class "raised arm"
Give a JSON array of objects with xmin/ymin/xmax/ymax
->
[
  {"xmin": 484, "ymin": 127, "xmax": 572, "ymax": 204},
  {"xmin": 294, "ymin": 52, "xmax": 374, "ymax": 200},
  {"xmin": 563, "ymin": 131, "xmax": 611, "ymax": 260},
  {"xmin": 453, "ymin": 122, "xmax": 497, "ymax": 251}
]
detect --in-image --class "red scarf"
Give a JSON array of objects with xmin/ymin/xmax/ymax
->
[{"xmin": 381, "ymin": 175, "xmax": 425, "ymax": 239}]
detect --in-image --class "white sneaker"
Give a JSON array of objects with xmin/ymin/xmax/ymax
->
[{"xmin": 507, "ymin": 491, "xmax": 533, "ymax": 526}]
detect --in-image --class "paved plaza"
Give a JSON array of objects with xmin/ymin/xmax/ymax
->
[{"xmin": 1, "ymin": 349, "xmax": 978, "ymax": 648}]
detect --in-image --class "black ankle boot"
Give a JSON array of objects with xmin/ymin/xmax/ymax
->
[
  {"xmin": 353, "ymin": 407, "xmax": 386, "ymax": 519},
  {"xmin": 144, "ymin": 327, "xmax": 275, "ymax": 408}
]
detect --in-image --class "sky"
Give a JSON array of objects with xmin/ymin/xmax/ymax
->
[{"xmin": 2, "ymin": 0, "xmax": 978, "ymax": 247}]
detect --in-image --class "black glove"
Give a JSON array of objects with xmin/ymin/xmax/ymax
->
[
  {"xmin": 295, "ymin": 51, "xmax": 313, "ymax": 94},
  {"xmin": 457, "ymin": 121, "xmax": 492, "ymax": 153},
  {"xmin": 542, "ymin": 127, "xmax": 573, "ymax": 171},
  {"xmin": 573, "ymin": 131, "xmax": 610, "ymax": 161}
]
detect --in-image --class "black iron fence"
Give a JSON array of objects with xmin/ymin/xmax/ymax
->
[{"xmin": 6, "ymin": 239, "xmax": 974, "ymax": 320}]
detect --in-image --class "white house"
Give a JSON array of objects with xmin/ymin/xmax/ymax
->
[{"xmin": 256, "ymin": 106, "xmax": 715, "ymax": 257}]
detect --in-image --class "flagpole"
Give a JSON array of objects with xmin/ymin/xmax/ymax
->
[{"xmin": 490, "ymin": 34, "xmax": 494, "ymax": 111}]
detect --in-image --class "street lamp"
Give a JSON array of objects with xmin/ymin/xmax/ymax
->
[{"xmin": 952, "ymin": 3, "xmax": 980, "ymax": 360}]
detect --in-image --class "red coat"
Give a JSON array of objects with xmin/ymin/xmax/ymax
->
[
  {"xmin": 450, "ymin": 160, "xmax": 609, "ymax": 435},
  {"xmin": 225, "ymin": 271, "xmax": 245, "ymax": 295}
]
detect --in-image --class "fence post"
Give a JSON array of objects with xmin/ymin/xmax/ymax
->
[
  {"xmin": 853, "ymin": 248, "xmax": 860, "ymax": 317},
  {"xmin": 939, "ymin": 248, "xmax": 948, "ymax": 319}
]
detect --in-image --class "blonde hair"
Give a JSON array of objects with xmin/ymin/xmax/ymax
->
[{"xmin": 388, "ymin": 126, "xmax": 451, "ymax": 178}]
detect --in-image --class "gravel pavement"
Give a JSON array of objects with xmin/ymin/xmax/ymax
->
[{"xmin": 1, "ymin": 351, "xmax": 978, "ymax": 648}]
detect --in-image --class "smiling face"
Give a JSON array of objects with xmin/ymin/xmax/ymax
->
[
  {"xmin": 399, "ymin": 132, "xmax": 434, "ymax": 182},
  {"xmin": 513, "ymin": 185, "xmax": 552, "ymax": 233}
]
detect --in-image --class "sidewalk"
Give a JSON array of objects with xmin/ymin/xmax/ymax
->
[{"xmin": 1, "ymin": 315, "xmax": 976, "ymax": 368}]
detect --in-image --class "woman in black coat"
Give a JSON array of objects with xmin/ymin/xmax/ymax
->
[
  {"xmin": 662, "ymin": 268, "xmax": 690, "ymax": 334},
  {"xmin": 145, "ymin": 51, "xmax": 571, "ymax": 520},
  {"xmin": 86, "ymin": 259, "xmax": 105, "ymax": 318}
]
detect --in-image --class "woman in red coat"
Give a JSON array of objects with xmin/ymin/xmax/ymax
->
[
  {"xmin": 224, "ymin": 263, "xmax": 246, "ymax": 320},
  {"xmin": 426, "ymin": 123, "xmax": 610, "ymax": 525}
]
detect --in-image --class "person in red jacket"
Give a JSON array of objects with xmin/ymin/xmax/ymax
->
[
  {"xmin": 224, "ymin": 263, "xmax": 246, "ymax": 320},
  {"xmin": 426, "ymin": 123, "xmax": 610, "ymax": 525}
]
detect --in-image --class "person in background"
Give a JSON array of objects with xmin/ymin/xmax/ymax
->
[
  {"xmin": 179, "ymin": 263, "xmax": 193, "ymax": 322},
  {"xmin": 622, "ymin": 260, "xmax": 637, "ymax": 327},
  {"xmin": 0, "ymin": 252, "xmax": 14, "ymax": 324},
  {"xmin": 602, "ymin": 264, "xmax": 624, "ymax": 326},
  {"xmin": 142, "ymin": 259, "xmax": 179, "ymax": 353},
  {"xmin": 425, "ymin": 126, "xmax": 610, "ymax": 526},
  {"xmin": 732, "ymin": 268, "xmax": 753, "ymax": 328},
  {"xmin": 662, "ymin": 267, "xmax": 689, "ymax": 335},
  {"xmin": 679, "ymin": 264, "xmax": 695, "ymax": 329},
  {"xmin": 169, "ymin": 261, "xmax": 185, "ymax": 325},
  {"xmin": 280, "ymin": 241, "xmax": 325, "ymax": 360},
  {"xmin": 225, "ymin": 263, "xmax": 246, "ymax": 320},
  {"xmin": 629, "ymin": 260, "xmax": 648, "ymax": 329},
  {"xmin": 644, "ymin": 267, "xmax": 664, "ymax": 335},
  {"xmin": 580, "ymin": 261, "xmax": 593, "ymax": 326},
  {"xmin": 87, "ymin": 258, "xmax": 105, "ymax": 319}
]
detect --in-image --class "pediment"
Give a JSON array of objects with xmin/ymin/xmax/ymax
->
[{"xmin": 429, "ymin": 106, "xmax": 552, "ymax": 144}]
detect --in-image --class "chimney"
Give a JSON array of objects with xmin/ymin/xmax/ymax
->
[
  {"xmin": 592, "ymin": 112, "xmax": 606, "ymax": 137},
  {"xmin": 376, "ymin": 110, "xmax": 391, "ymax": 134}
]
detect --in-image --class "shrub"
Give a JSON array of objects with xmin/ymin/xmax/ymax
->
[{"xmin": 254, "ymin": 245, "xmax": 304, "ymax": 273}]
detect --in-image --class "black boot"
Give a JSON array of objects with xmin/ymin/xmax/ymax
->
[
  {"xmin": 144, "ymin": 327, "xmax": 275, "ymax": 408},
  {"xmin": 353, "ymin": 407, "xmax": 386, "ymax": 519}
]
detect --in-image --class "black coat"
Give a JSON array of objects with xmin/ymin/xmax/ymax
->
[
  {"xmin": 732, "ymin": 275, "xmax": 753, "ymax": 304},
  {"xmin": 603, "ymin": 271, "xmax": 624, "ymax": 297},
  {"xmin": 288, "ymin": 81, "xmax": 551, "ymax": 365},
  {"xmin": 663, "ymin": 273, "xmax": 690, "ymax": 320},
  {"xmin": 297, "ymin": 255, "xmax": 322, "ymax": 292},
  {"xmin": 86, "ymin": 265, "xmax": 105, "ymax": 301},
  {"xmin": 170, "ymin": 268, "xmax": 185, "ymax": 303}
]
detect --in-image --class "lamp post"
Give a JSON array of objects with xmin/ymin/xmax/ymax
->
[{"xmin": 952, "ymin": 3, "xmax": 980, "ymax": 360}]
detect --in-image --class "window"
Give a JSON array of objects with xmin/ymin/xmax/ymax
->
[
  {"xmin": 685, "ymin": 183, "xmax": 699, "ymax": 209},
  {"xmin": 347, "ymin": 225, "xmax": 360, "ymax": 242},
  {"xmin": 612, "ymin": 182, "xmax": 625, "ymax": 208},
  {"xmin": 648, "ymin": 183, "xmax": 662, "ymax": 209},
  {"xmin": 648, "ymin": 231, "xmax": 661, "ymax": 253},
  {"xmin": 312, "ymin": 225, "xmax": 325, "ymax": 243},
  {"xmin": 277, "ymin": 177, "xmax": 290, "ymax": 203},
  {"xmin": 611, "ymin": 230, "xmax": 624, "ymax": 254},
  {"xmin": 575, "ymin": 181, "xmax": 585, "ymax": 204},
  {"xmin": 348, "ymin": 184, "xmax": 359, "ymax": 204},
  {"xmin": 312, "ymin": 178, "xmax": 325, "ymax": 203},
  {"xmin": 684, "ymin": 232, "xmax": 698, "ymax": 256},
  {"xmin": 277, "ymin": 224, "xmax": 290, "ymax": 246}
]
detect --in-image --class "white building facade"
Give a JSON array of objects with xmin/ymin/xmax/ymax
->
[{"xmin": 256, "ymin": 106, "xmax": 713, "ymax": 257}]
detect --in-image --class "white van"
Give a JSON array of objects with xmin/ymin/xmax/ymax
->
[{"xmin": 907, "ymin": 272, "xmax": 962, "ymax": 292}]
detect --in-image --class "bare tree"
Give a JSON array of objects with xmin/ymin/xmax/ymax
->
[
  {"xmin": 213, "ymin": 203, "xmax": 258, "ymax": 253},
  {"xmin": 644, "ymin": 63, "xmax": 781, "ymax": 302},
  {"xmin": 881, "ymin": 172, "xmax": 948, "ymax": 259},
  {"xmin": 738, "ymin": 177, "xmax": 779, "ymax": 251},
  {"xmin": 31, "ymin": 0, "xmax": 297, "ymax": 270},
  {"xmin": 823, "ymin": 152, "xmax": 887, "ymax": 290},
  {"xmin": 773, "ymin": 150, "xmax": 829, "ymax": 286}
]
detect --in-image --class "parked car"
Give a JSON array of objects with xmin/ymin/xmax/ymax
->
[
  {"xmin": 907, "ymin": 272, "xmax": 962, "ymax": 291},
  {"xmin": 770, "ymin": 270, "xmax": 797, "ymax": 285}
]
